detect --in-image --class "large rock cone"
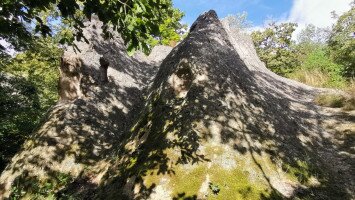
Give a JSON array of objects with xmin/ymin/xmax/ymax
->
[{"xmin": 1, "ymin": 11, "xmax": 354, "ymax": 199}]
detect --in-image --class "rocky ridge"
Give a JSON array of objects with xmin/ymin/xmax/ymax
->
[{"xmin": 0, "ymin": 10, "xmax": 354, "ymax": 200}]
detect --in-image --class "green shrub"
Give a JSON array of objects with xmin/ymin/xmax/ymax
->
[
  {"xmin": 315, "ymin": 94, "xmax": 345, "ymax": 108},
  {"xmin": 314, "ymin": 94, "xmax": 355, "ymax": 111},
  {"xmin": 287, "ymin": 44, "xmax": 349, "ymax": 88},
  {"xmin": 301, "ymin": 48, "xmax": 345, "ymax": 88}
]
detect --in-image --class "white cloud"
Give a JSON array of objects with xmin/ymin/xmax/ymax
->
[
  {"xmin": 287, "ymin": 0, "xmax": 352, "ymax": 39},
  {"xmin": 288, "ymin": 0, "xmax": 352, "ymax": 28},
  {"xmin": 278, "ymin": 0, "xmax": 353, "ymax": 39}
]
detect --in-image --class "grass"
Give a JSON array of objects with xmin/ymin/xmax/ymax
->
[
  {"xmin": 314, "ymin": 94, "xmax": 346, "ymax": 108},
  {"xmin": 207, "ymin": 164, "xmax": 271, "ymax": 200},
  {"xmin": 143, "ymin": 162, "xmax": 273, "ymax": 200},
  {"xmin": 287, "ymin": 69, "xmax": 347, "ymax": 88},
  {"xmin": 287, "ymin": 69, "xmax": 355, "ymax": 110},
  {"xmin": 315, "ymin": 94, "xmax": 355, "ymax": 111}
]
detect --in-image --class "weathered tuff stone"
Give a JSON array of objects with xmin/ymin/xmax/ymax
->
[
  {"xmin": 0, "ymin": 16, "xmax": 158, "ymax": 199},
  {"xmin": 1, "ymin": 10, "xmax": 354, "ymax": 200},
  {"xmin": 59, "ymin": 55, "xmax": 83, "ymax": 101}
]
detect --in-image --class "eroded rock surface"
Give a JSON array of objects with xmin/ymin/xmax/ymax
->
[
  {"xmin": 0, "ymin": 11, "xmax": 354, "ymax": 200},
  {"xmin": 0, "ymin": 17, "xmax": 158, "ymax": 199}
]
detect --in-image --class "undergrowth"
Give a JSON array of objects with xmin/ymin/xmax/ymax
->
[
  {"xmin": 315, "ymin": 94, "xmax": 355, "ymax": 111},
  {"xmin": 10, "ymin": 172, "xmax": 73, "ymax": 199}
]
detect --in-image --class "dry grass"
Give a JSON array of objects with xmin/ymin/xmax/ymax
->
[
  {"xmin": 315, "ymin": 93, "xmax": 355, "ymax": 111},
  {"xmin": 342, "ymin": 80, "xmax": 355, "ymax": 110},
  {"xmin": 289, "ymin": 69, "xmax": 355, "ymax": 110},
  {"xmin": 314, "ymin": 94, "xmax": 346, "ymax": 108},
  {"xmin": 288, "ymin": 68, "xmax": 349, "ymax": 88},
  {"xmin": 288, "ymin": 69, "xmax": 331, "ymax": 88}
]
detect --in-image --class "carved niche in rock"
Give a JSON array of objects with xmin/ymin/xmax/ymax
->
[
  {"xmin": 58, "ymin": 55, "xmax": 83, "ymax": 101},
  {"xmin": 168, "ymin": 59, "xmax": 194, "ymax": 98},
  {"xmin": 99, "ymin": 57, "xmax": 109, "ymax": 83}
]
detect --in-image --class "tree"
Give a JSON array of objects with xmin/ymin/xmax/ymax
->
[
  {"xmin": 0, "ymin": 37, "xmax": 62, "ymax": 171},
  {"xmin": 223, "ymin": 12, "xmax": 252, "ymax": 31},
  {"xmin": 297, "ymin": 24, "xmax": 331, "ymax": 44},
  {"xmin": 328, "ymin": 1, "xmax": 355, "ymax": 78},
  {"xmin": 147, "ymin": 8, "xmax": 187, "ymax": 48},
  {"xmin": 251, "ymin": 22, "xmax": 299, "ymax": 75},
  {"xmin": 0, "ymin": 0, "xmax": 183, "ymax": 55}
]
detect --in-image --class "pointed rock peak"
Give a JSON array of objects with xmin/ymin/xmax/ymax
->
[{"xmin": 190, "ymin": 10, "xmax": 220, "ymax": 32}]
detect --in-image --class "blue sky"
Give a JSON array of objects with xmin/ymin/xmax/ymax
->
[
  {"xmin": 173, "ymin": 0, "xmax": 293, "ymax": 26},
  {"xmin": 172, "ymin": 0, "xmax": 353, "ymax": 29}
]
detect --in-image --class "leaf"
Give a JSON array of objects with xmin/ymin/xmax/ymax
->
[{"xmin": 127, "ymin": 43, "xmax": 136, "ymax": 56}]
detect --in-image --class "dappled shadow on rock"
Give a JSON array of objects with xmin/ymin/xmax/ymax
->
[
  {"xmin": 1, "ymin": 10, "xmax": 354, "ymax": 200},
  {"xmin": 93, "ymin": 10, "xmax": 354, "ymax": 200},
  {"xmin": 0, "ymin": 17, "xmax": 158, "ymax": 198}
]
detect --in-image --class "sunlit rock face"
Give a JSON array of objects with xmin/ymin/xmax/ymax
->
[
  {"xmin": 1, "ymin": 11, "xmax": 354, "ymax": 200},
  {"xmin": 101, "ymin": 10, "xmax": 353, "ymax": 200}
]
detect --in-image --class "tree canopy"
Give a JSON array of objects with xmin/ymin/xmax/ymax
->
[
  {"xmin": 251, "ymin": 22, "xmax": 299, "ymax": 75},
  {"xmin": 0, "ymin": 0, "xmax": 184, "ymax": 55},
  {"xmin": 328, "ymin": 2, "xmax": 355, "ymax": 78}
]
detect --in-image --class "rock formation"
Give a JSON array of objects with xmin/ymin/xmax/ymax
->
[
  {"xmin": 0, "ymin": 11, "xmax": 354, "ymax": 200},
  {"xmin": 58, "ymin": 56, "xmax": 83, "ymax": 101}
]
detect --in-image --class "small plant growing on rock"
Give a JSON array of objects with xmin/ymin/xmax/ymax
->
[{"xmin": 209, "ymin": 182, "xmax": 220, "ymax": 195}]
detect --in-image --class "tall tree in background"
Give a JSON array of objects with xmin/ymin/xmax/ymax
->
[
  {"xmin": 295, "ymin": 24, "xmax": 331, "ymax": 67},
  {"xmin": 223, "ymin": 12, "xmax": 252, "ymax": 31},
  {"xmin": 251, "ymin": 22, "xmax": 299, "ymax": 75},
  {"xmin": 328, "ymin": 1, "xmax": 355, "ymax": 78},
  {"xmin": 297, "ymin": 24, "xmax": 331, "ymax": 44}
]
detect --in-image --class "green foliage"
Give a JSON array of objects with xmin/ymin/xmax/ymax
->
[
  {"xmin": 251, "ymin": 22, "xmax": 299, "ymax": 75},
  {"xmin": 158, "ymin": 9, "xmax": 186, "ymax": 47},
  {"xmin": 3, "ymin": 38, "xmax": 61, "ymax": 107},
  {"xmin": 328, "ymin": 2, "xmax": 355, "ymax": 78},
  {"xmin": 252, "ymin": 18, "xmax": 355, "ymax": 88},
  {"xmin": 145, "ymin": 8, "xmax": 186, "ymax": 48},
  {"xmin": 0, "ymin": 38, "xmax": 61, "ymax": 171},
  {"xmin": 10, "ymin": 172, "xmax": 73, "ymax": 199},
  {"xmin": 296, "ymin": 46, "xmax": 346, "ymax": 88},
  {"xmin": 0, "ymin": 0, "xmax": 183, "ymax": 55},
  {"xmin": 209, "ymin": 182, "xmax": 221, "ymax": 195},
  {"xmin": 0, "ymin": 74, "xmax": 41, "ymax": 171},
  {"xmin": 315, "ymin": 94, "xmax": 346, "ymax": 108}
]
